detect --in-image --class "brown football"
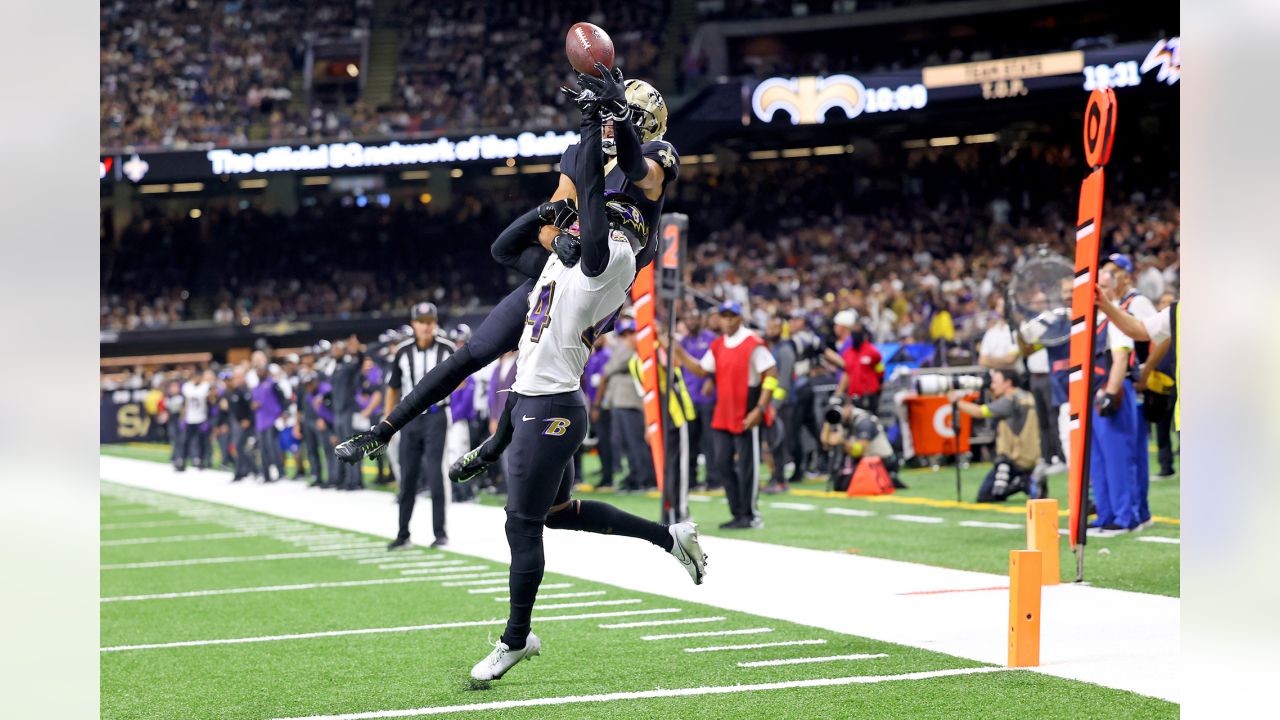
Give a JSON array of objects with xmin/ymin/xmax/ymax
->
[{"xmin": 565, "ymin": 22, "xmax": 615, "ymax": 77}]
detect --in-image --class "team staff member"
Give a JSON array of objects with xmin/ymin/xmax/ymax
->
[
  {"xmin": 582, "ymin": 335, "xmax": 616, "ymax": 487},
  {"xmin": 675, "ymin": 300, "xmax": 778, "ymax": 530},
  {"xmin": 596, "ymin": 318, "xmax": 656, "ymax": 492},
  {"xmin": 638, "ymin": 324, "xmax": 699, "ymax": 523},
  {"xmin": 329, "ymin": 339, "xmax": 365, "ymax": 490},
  {"xmin": 226, "ymin": 367, "xmax": 257, "ymax": 482},
  {"xmin": 1091, "ymin": 254, "xmax": 1156, "ymax": 531},
  {"xmin": 1096, "ymin": 289, "xmax": 1180, "ymax": 448},
  {"xmin": 762, "ymin": 316, "xmax": 794, "ymax": 493},
  {"xmin": 298, "ymin": 372, "xmax": 329, "ymax": 488},
  {"xmin": 179, "ymin": 369, "xmax": 216, "ymax": 471},
  {"xmin": 384, "ymin": 302, "xmax": 455, "ymax": 550},
  {"xmin": 680, "ymin": 307, "xmax": 718, "ymax": 488}
]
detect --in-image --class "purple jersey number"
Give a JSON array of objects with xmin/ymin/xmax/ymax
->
[{"xmin": 526, "ymin": 281, "xmax": 556, "ymax": 342}]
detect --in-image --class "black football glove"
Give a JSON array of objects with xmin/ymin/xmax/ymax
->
[
  {"xmin": 1095, "ymin": 391, "xmax": 1120, "ymax": 417},
  {"xmin": 335, "ymin": 421, "xmax": 393, "ymax": 464},
  {"xmin": 559, "ymin": 79, "xmax": 600, "ymax": 115},
  {"xmin": 551, "ymin": 232, "xmax": 582, "ymax": 267},
  {"xmin": 578, "ymin": 64, "xmax": 629, "ymax": 121},
  {"xmin": 537, "ymin": 198, "xmax": 578, "ymax": 230}
]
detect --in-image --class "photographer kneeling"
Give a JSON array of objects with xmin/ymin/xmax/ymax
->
[
  {"xmin": 820, "ymin": 397, "xmax": 905, "ymax": 491},
  {"xmin": 947, "ymin": 368, "xmax": 1042, "ymax": 502}
]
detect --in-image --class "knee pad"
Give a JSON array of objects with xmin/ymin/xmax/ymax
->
[{"xmin": 505, "ymin": 511, "xmax": 545, "ymax": 543}]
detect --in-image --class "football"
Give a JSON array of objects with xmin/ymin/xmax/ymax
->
[{"xmin": 565, "ymin": 22, "xmax": 615, "ymax": 77}]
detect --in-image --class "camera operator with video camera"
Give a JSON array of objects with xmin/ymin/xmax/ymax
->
[{"xmin": 948, "ymin": 368, "xmax": 1042, "ymax": 502}]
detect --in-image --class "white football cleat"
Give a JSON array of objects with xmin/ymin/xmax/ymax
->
[
  {"xmin": 669, "ymin": 522, "xmax": 707, "ymax": 585},
  {"xmin": 470, "ymin": 632, "xmax": 541, "ymax": 681}
]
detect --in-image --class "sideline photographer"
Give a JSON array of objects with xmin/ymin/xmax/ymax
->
[
  {"xmin": 820, "ymin": 397, "xmax": 904, "ymax": 491},
  {"xmin": 947, "ymin": 368, "xmax": 1042, "ymax": 502}
]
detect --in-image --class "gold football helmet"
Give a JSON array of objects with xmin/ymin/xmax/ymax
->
[{"xmin": 623, "ymin": 79, "xmax": 667, "ymax": 143}]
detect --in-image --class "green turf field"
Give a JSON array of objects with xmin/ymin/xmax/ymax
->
[
  {"xmin": 100, "ymin": 482, "xmax": 1176, "ymax": 719},
  {"xmin": 101, "ymin": 442, "xmax": 1180, "ymax": 596}
]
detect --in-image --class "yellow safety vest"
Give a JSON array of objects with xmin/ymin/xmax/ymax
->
[{"xmin": 629, "ymin": 355, "xmax": 696, "ymax": 429}]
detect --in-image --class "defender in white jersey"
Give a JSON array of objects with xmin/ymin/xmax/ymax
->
[{"xmin": 465, "ymin": 68, "xmax": 706, "ymax": 683}]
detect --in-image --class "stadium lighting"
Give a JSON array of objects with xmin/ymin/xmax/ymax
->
[
  {"xmin": 963, "ymin": 133, "xmax": 1000, "ymax": 144},
  {"xmin": 138, "ymin": 184, "xmax": 171, "ymax": 194},
  {"xmin": 417, "ymin": 193, "xmax": 433, "ymax": 205},
  {"xmin": 301, "ymin": 176, "xmax": 331, "ymax": 186},
  {"xmin": 400, "ymin": 170, "xmax": 429, "ymax": 180},
  {"xmin": 346, "ymin": 64, "xmax": 359, "ymax": 78},
  {"xmin": 520, "ymin": 164, "xmax": 553, "ymax": 174},
  {"xmin": 491, "ymin": 166, "xmax": 518, "ymax": 176},
  {"xmin": 188, "ymin": 209, "xmax": 202, "ymax": 219},
  {"xmin": 450, "ymin": 168, "xmax": 463, "ymax": 178},
  {"xmin": 172, "ymin": 182, "xmax": 204, "ymax": 192},
  {"xmin": 238, "ymin": 179, "xmax": 269, "ymax": 189},
  {"xmin": 928, "ymin": 136, "xmax": 961, "ymax": 147},
  {"xmin": 781, "ymin": 148, "xmax": 813, "ymax": 158},
  {"xmin": 748, "ymin": 150, "xmax": 780, "ymax": 160}
]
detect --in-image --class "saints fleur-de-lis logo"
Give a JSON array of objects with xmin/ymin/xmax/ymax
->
[{"xmin": 752, "ymin": 74, "xmax": 867, "ymax": 125}]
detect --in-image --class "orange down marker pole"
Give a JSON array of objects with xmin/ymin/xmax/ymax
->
[
  {"xmin": 1008, "ymin": 550, "xmax": 1042, "ymax": 667},
  {"xmin": 1026, "ymin": 499, "xmax": 1061, "ymax": 586}
]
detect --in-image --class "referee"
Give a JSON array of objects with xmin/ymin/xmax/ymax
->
[{"xmin": 385, "ymin": 302, "xmax": 455, "ymax": 550}]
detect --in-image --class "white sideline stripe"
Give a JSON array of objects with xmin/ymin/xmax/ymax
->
[
  {"xmin": 337, "ymin": 551, "xmax": 403, "ymax": 561},
  {"xmin": 378, "ymin": 560, "xmax": 469, "ymax": 570},
  {"xmin": 1136, "ymin": 536, "xmax": 1180, "ymax": 545},
  {"xmin": 687, "ymin": 495, "xmax": 712, "ymax": 503},
  {"xmin": 102, "ymin": 550, "xmax": 357, "ymax": 569},
  {"xmin": 684, "ymin": 639, "xmax": 827, "ymax": 653},
  {"xmin": 769, "ymin": 502, "xmax": 816, "ymax": 511},
  {"xmin": 399, "ymin": 565, "xmax": 490, "ymax": 576},
  {"xmin": 958, "ymin": 521, "xmax": 1023, "ymax": 531},
  {"xmin": 535, "ymin": 599, "xmax": 640, "ymax": 611},
  {"xmin": 438, "ymin": 575, "xmax": 510, "ymax": 586},
  {"xmin": 825, "ymin": 508, "xmax": 875, "ymax": 518},
  {"xmin": 737, "ymin": 652, "xmax": 889, "ymax": 668},
  {"xmin": 641, "ymin": 628, "xmax": 771, "ymax": 641},
  {"xmin": 99, "ymin": 508, "xmax": 176, "ymax": 518},
  {"xmin": 268, "ymin": 667, "xmax": 1008, "ymax": 719},
  {"xmin": 100, "ymin": 532, "xmax": 253, "ymax": 546},
  {"xmin": 101, "ymin": 573, "xmax": 507, "ymax": 602},
  {"xmin": 887, "ymin": 515, "xmax": 944, "ymax": 525},
  {"xmin": 100, "ymin": 609, "xmax": 684, "ymax": 653},
  {"xmin": 470, "ymin": 583, "xmax": 569, "ymax": 595},
  {"xmin": 600, "ymin": 616, "xmax": 725, "ymax": 629},
  {"xmin": 493, "ymin": 591, "xmax": 604, "ymax": 602}
]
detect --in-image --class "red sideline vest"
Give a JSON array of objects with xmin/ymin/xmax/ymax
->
[{"xmin": 710, "ymin": 332, "xmax": 765, "ymax": 434}]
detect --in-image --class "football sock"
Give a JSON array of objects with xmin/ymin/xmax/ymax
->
[
  {"xmin": 545, "ymin": 499, "xmax": 674, "ymax": 552},
  {"xmin": 501, "ymin": 512, "xmax": 544, "ymax": 650}
]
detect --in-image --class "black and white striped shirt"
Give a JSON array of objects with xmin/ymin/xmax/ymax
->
[{"xmin": 387, "ymin": 335, "xmax": 455, "ymax": 412}]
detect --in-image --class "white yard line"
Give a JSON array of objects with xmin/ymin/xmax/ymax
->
[
  {"xmin": 687, "ymin": 495, "xmax": 713, "ymax": 503},
  {"xmin": 887, "ymin": 515, "xmax": 945, "ymax": 524},
  {"xmin": 825, "ymin": 508, "xmax": 875, "ymax": 517},
  {"xmin": 535, "ymin": 599, "xmax": 641, "ymax": 611},
  {"xmin": 737, "ymin": 652, "xmax": 889, "ymax": 668},
  {"xmin": 100, "ymin": 608, "xmax": 685, "ymax": 653},
  {"xmin": 100, "ymin": 532, "xmax": 254, "ymax": 546},
  {"xmin": 1136, "ymin": 537, "xmax": 1180, "ymax": 545},
  {"xmin": 357, "ymin": 554, "xmax": 432, "ymax": 564},
  {"xmin": 305, "ymin": 542, "xmax": 388, "ymax": 552},
  {"xmin": 769, "ymin": 502, "xmax": 817, "ymax": 511},
  {"xmin": 101, "ymin": 573, "xmax": 509, "ymax": 602},
  {"xmin": 377, "ymin": 560, "xmax": 470, "ymax": 570},
  {"xmin": 958, "ymin": 521, "xmax": 1023, "ymax": 530},
  {"xmin": 471, "ymin": 584, "xmax": 570, "ymax": 594},
  {"xmin": 491, "ymin": 591, "xmax": 603, "ymax": 601},
  {"xmin": 267, "ymin": 668, "xmax": 1009, "ymax": 720},
  {"xmin": 684, "ymin": 639, "xmax": 827, "ymax": 653},
  {"xmin": 101, "ymin": 457, "xmax": 1182, "ymax": 702},
  {"xmin": 399, "ymin": 565, "xmax": 491, "ymax": 576},
  {"xmin": 438, "ymin": 576, "xmax": 510, "ymax": 587},
  {"xmin": 102, "ymin": 550, "xmax": 358, "ymax": 570},
  {"xmin": 101, "ymin": 519, "xmax": 213, "ymax": 530},
  {"xmin": 600, "ymin": 616, "xmax": 725, "ymax": 629},
  {"xmin": 641, "ymin": 628, "xmax": 771, "ymax": 641}
]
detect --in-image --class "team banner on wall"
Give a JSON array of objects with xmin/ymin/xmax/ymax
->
[
  {"xmin": 1067, "ymin": 88, "xmax": 1118, "ymax": 579},
  {"xmin": 101, "ymin": 389, "xmax": 162, "ymax": 444}
]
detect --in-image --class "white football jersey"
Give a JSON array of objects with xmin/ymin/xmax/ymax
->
[{"xmin": 512, "ymin": 236, "xmax": 636, "ymax": 395}]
